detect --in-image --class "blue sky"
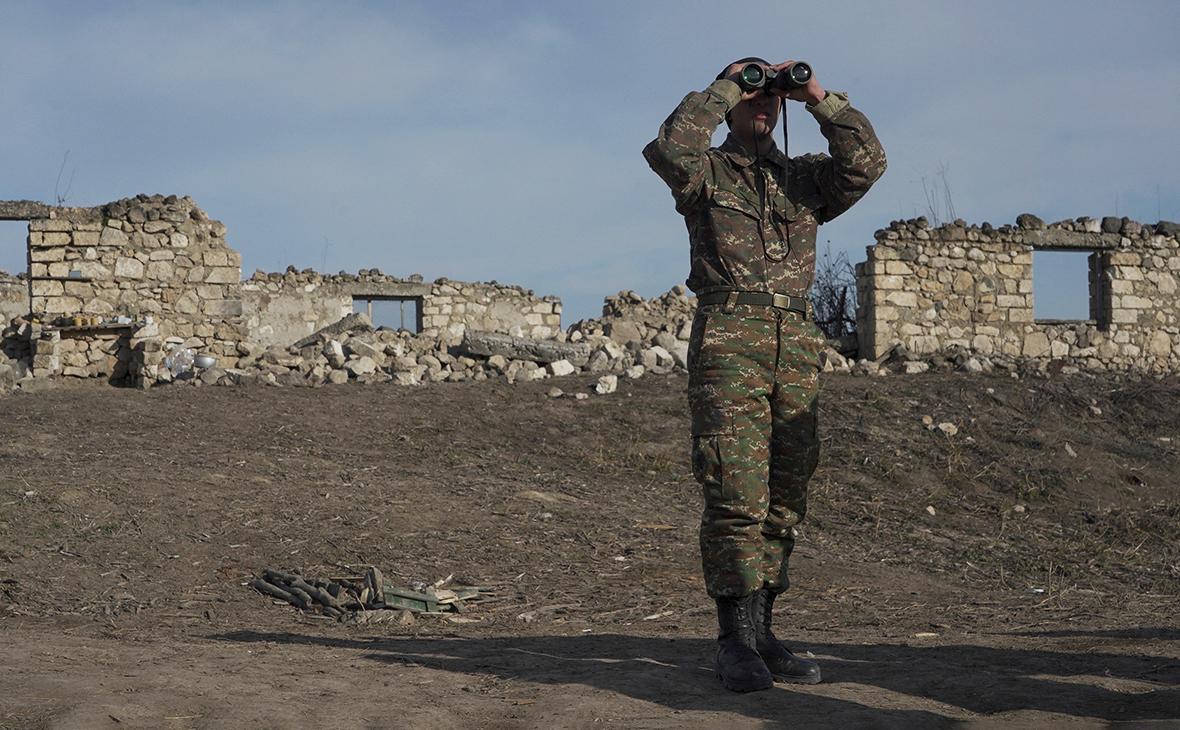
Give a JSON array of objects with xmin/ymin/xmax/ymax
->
[{"xmin": 1, "ymin": 1, "xmax": 1177, "ymax": 323}]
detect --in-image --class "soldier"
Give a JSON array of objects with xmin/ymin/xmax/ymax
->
[{"xmin": 643, "ymin": 57, "xmax": 886, "ymax": 692}]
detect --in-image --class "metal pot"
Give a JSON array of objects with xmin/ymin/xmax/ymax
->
[{"xmin": 194, "ymin": 354, "xmax": 217, "ymax": 369}]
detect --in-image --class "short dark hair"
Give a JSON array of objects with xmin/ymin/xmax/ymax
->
[
  {"xmin": 716, "ymin": 56, "xmax": 771, "ymax": 82},
  {"xmin": 717, "ymin": 57, "xmax": 772, "ymax": 127}
]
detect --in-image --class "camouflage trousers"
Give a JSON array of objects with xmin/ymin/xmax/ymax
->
[{"xmin": 687, "ymin": 303, "xmax": 824, "ymax": 599}]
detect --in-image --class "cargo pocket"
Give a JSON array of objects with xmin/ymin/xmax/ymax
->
[
  {"xmin": 692, "ymin": 402, "xmax": 728, "ymax": 435},
  {"xmin": 691, "ymin": 434, "xmax": 722, "ymax": 486}
]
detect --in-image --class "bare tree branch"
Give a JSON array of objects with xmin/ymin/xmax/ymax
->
[
  {"xmin": 810, "ymin": 245, "xmax": 858, "ymax": 340},
  {"xmin": 54, "ymin": 150, "xmax": 76, "ymax": 207}
]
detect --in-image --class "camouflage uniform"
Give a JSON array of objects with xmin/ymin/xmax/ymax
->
[{"xmin": 644, "ymin": 78, "xmax": 886, "ymax": 599}]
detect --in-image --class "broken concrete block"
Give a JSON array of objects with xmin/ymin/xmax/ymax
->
[
  {"xmin": 586, "ymin": 350, "xmax": 611, "ymax": 372},
  {"xmin": 292, "ymin": 312, "xmax": 373, "ymax": 349},
  {"xmin": 347, "ymin": 339, "xmax": 385, "ymax": 365},
  {"xmin": 547, "ymin": 359, "xmax": 576, "ymax": 377},
  {"xmin": 323, "ymin": 340, "xmax": 346, "ymax": 368},
  {"xmin": 605, "ymin": 320, "xmax": 643, "ymax": 346},
  {"xmin": 670, "ymin": 342, "xmax": 689, "ymax": 369},
  {"xmin": 654, "ymin": 331, "xmax": 678, "ymax": 351},
  {"xmin": 461, "ymin": 330, "xmax": 590, "ymax": 366},
  {"xmin": 390, "ymin": 355, "xmax": 417, "ymax": 372},
  {"xmin": 345, "ymin": 356, "xmax": 377, "ymax": 376},
  {"xmin": 199, "ymin": 367, "xmax": 226, "ymax": 385}
]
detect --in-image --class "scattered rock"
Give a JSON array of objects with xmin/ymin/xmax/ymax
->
[
  {"xmin": 546, "ymin": 359, "xmax": 576, "ymax": 377},
  {"xmin": 604, "ymin": 320, "xmax": 643, "ymax": 347},
  {"xmin": 961, "ymin": 358, "xmax": 983, "ymax": 373},
  {"xmin": 392, "ymin": 372, "xmax": 419, "ymax": 386},
  {"xmin": 346, "ymin": 356, "xmax": 378, "ymax": 376},
  {"xmin": 323, "ymin": 340, "xmax": 346, "ymax": 368},
  {"xmin": 1016, "ymin": 213, "xmax": 1045, "ymax": 230}
]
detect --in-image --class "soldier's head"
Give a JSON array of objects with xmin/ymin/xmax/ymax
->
[{"xmin": 718, "ymin": 57, "xmax": 781, "ymax": 143}]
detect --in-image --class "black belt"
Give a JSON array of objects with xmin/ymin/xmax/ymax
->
[{"xmin": 696, "ymin": 290, "xmax": 810, "ymax": 318}]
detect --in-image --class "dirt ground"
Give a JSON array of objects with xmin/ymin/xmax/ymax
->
[{"xmin": 1, "ymin": 371, "xmax": 1178, "ymax": 728}]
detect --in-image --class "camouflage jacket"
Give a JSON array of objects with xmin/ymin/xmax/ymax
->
[{"xmin": 643, "ymin": 78, "xmax": 886, "ymax": 296}]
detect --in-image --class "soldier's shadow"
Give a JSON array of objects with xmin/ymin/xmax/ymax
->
[{"xmin": 213, "ymin": 630, "xmax": 1179, "ymax": 727}]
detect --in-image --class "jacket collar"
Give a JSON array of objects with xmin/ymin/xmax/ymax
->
[{"xmin": 719, "ymin": 134, "xmax": 787, "ymax": 170}]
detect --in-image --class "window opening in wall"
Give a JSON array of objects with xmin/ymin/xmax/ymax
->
[
  {"xmin": 352, "ymin": 295, "xmax": 421, "ymax": 333},
  {"xmin": 0, "ymin": 220, "xmax": 29, "ymax": 277},
  {"xmin": 1033, "ymin": 249, "xmax": 1100, "ymax": 322}
]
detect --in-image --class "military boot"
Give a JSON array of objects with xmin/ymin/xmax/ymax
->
[
  {"xmin": 751, "ymin": 588, "xmax": 822, "ymax": 684},
  {"xmin": 714, "ymin": 596, "xmax": 774, "ymax": 692}
]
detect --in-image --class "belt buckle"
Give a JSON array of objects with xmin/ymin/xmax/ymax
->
[{"xmin": 771, "ymin": 293, "xmax": 790, "ymax": 311}]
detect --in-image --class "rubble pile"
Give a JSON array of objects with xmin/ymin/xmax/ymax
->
[
  {"xmin": 567, "ymin": 286, "xmax": 695, "ymax": 350},
  {"xmin": 148, "ymin": 287, "xmax": 703, "ymax": 390},
  {"xmin": 0, "ymin": 319, "xmax": 32, "ymax": 388},
  {"xmin": 820, "ymin": 340, "xmax": 1124, "ymax": 380}
]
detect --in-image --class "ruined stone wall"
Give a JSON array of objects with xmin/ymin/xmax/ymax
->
[
  {"xmin": 856, "ymin": 215, "xmax": 1180, "ymax": 373},
  {"xmin": 423, "ymin": 278, "xmax": 562, "ymax": 341},
  {"xmin": 242, "ymin": 269, "xmax": 561, "ymax": 347},
  {"xmin": 567, "ymin": 286, "xmax": 695, "ymax": 348},
  {"xmin": 0, "ymin": 273, "xmax": 27, "ymax": 324},
  {"xmin": 1, "ymin": 195, "xmax": 246, "ymax": 381}
]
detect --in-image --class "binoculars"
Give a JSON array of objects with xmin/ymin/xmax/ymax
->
[{"xmin": 736, "ymin": 61, "xmax": 812, "ymax": 94}]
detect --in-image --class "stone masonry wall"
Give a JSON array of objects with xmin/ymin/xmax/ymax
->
[
  {"xmin": 243, "ymin": 268, "xmax": 561, "ymax": 347},
  {"xmin": 1, "ymin": 195, "xmax": 246, "ymax": 381},
  {"xmin": 856, "ymin": 215, "xmax": 1180, "ymax": 373}
]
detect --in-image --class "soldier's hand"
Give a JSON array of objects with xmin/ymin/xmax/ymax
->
[
  {"xmin": 769, "ymin": 61, "xmax": 826, "ymax": 105},
  {"xmin": 723, "ymin": 62, "xmax": 767, "ymax": 103}
]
